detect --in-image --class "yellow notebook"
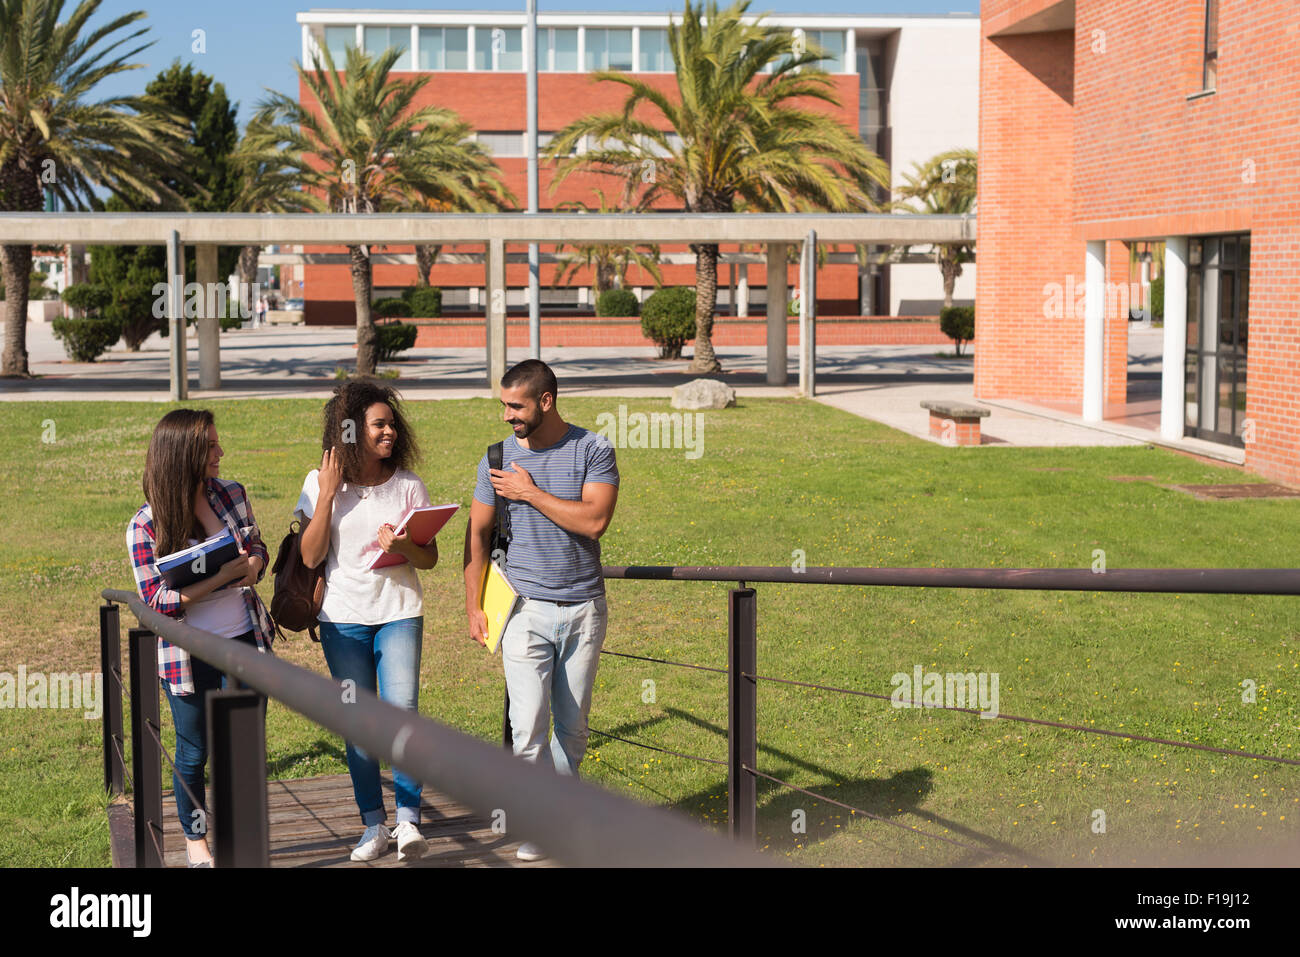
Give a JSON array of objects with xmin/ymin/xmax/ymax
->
[{"xmin": 478, "ymin": 561, "xmax": 520, "ymax": 654}]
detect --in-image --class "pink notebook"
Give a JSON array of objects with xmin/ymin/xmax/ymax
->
[{"xmin": 367, "ymin": 503, "xmax": 460, "ymax": 570}]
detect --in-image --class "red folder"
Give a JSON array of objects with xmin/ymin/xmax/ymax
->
[{"xmin": 367, "ymin": 504, "xmax": 460, "ymax": 570}]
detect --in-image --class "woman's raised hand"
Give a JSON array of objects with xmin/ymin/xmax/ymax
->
[{"xmin": 319, "ymin": 446, "xmax": 343, "ymax": 500}]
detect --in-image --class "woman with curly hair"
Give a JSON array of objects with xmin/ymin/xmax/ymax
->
[
  {"xmin": 127, "ymin": 409, "xmax": 272, "ymax": 867},
  {"xmin": 294, "ymin": 380, "xmax": 436, "ymax": 862}
]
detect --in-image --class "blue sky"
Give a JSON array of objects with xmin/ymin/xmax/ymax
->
[{"xmin": 94, "ymin": 0, "xmax": 979, "ymax": 131}]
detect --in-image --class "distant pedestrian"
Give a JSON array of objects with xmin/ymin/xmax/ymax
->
[{"xmin": 256, "ymin": 295, "xmax": 268, "ymax": 328}]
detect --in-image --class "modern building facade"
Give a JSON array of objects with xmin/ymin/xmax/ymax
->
[
  {"xmin": 977, "ymin": 0, "xmax": 1299, "ymax": 483},
  {"xmin": 292, "ymin": 8, "xmax": 978, "ymax": 324}
]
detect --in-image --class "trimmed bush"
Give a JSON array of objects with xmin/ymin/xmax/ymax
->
[
  {"xmin": 107, "ymin": 282, "xmax": 164, "ymax": 351},
  {"xmin": 51, "ymin": 317, "xmax": 122, "ymax": 362},
  {"xmin": 60, "ymin": 283, "xmax": 113, "ymax": 315},
  {"xmin": 641, "ymin": 286, "xmax": 696, "ymax": 359},
  {"xmin": 596, "ymin": 288, "xmax": 639, "ymax": 317},
  {"xmin": 939, "ymin": 305, "xmax": 975, "ymax": 356},
  {"xmin": 408, "ymin": 287, "xmax": 442, "ymax": 318},
  {"xmin": 374, "ymin": 297, "xmax": 413, "ymax": 318},
  {"xmin": 1148, "ymin": 274, "xmax": 1164, "ymax": 322},
  {"xmin": 376, "ymin": 321, "xmax": 418, "ymax": 362}
]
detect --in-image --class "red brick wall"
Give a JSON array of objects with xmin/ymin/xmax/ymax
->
[
  {"xmin": 973, "ymin": 26, "xmax": 1077, "ymax": 402},
  {"xmin": 979, "ymin": 1, "xmax": 1300, "ymax": 484},
  {"xmin": 297, "ymin": 69, "xmax": 866, "ymax": 316}
]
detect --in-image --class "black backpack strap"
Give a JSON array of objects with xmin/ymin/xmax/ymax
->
[{"xmin": 487, "ymin": 441, "xmax": 511, "ymax": 551}]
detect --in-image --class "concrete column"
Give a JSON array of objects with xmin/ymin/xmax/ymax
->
[
  {"xmin": 765, "ymin": 242, "xmax": 789, "ymax": 385},
  {"xmin": 737, "ymin": 263, "xmax": 749, "ymax": 318},
  {"xmin": 486, "ymin": 237, "xmax": 507, "ymax": 396},
  {"xmin": 1160, "ymin": 237, "xmax": 1188, "ymax": 441},
  {"xmin": 166, "ymin": 231, "xmax": 187, "ymax": 401},
  {"xmin": 196, "ymin": 244, "xmax": 220, "ymax": 391},
  {"xmin": 799, "ymin": 230, "xmax": 817, "ymax": 397},
  {"xmin": 1082, "ymin": 240, "xmax": 1105, "ymax": 421}
]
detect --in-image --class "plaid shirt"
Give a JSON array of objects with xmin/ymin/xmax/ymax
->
[{"xmin": 126, "ymin": 477, "xmax": 273, "ymax": 695}]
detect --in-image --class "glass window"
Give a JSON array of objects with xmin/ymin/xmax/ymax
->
[
  {"xmin": 364, "ymin": 26, "xmax": 411, "ymax": 70},
  {"xmin": 474, "ymin": 29, "xmax": 492, "ymax": 70},
  {"xmin": 1203, "ymin": 0, "xmax": 1219, "ymax": 90},
  {"xmin": 478, "ymin": 132, "xmax": 524, "ymax": 156},
  {"xmin": 808, "ymin": 30, "xmax": 845, "ymax": 72},
  {"xmin": 446, "ymin": 28, "xmax": 469, "ymax": 70},
  {"xmin": 418, "ymin": 27, "xmax": 443, "ymax": 70},
  {"xmin": 498, "ymin": 28, "xmax": 523, "ymax": 70},
  {"xmin": 586, "ymin": 28, "xmax": 633, "ymax": 71},
  {"xmin": 554, "ymin": 28, "xmax": 578, "ymax": 71},
  {"xmin": 324, "ymin": 26, "xmax": 355, "ymax": 66},
  {"xmin": 639, "ymin": 28, "xmax": 673, "ymax": 71}
]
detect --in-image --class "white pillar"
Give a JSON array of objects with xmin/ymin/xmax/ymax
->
[
  {"xmin": 1161, "ymin": 237, "xmax": 1188, "ymax": 441},
  {"xmin": 737, "ymin": 264, "xmax": 749, "ymax": 318},
  {"xmin": 1082, "ymin": 240, "xmax": 1105, "ymax": 422}
]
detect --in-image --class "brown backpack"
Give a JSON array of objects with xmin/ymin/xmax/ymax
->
[{"xmin": 269, "ymin": 520, "xmax": 324, "ymax": 641}]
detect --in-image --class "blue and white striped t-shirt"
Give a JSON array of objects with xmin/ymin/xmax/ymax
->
[{"xmin": 473, "ymin": 424, "xmax": 619, "ymax": 601}]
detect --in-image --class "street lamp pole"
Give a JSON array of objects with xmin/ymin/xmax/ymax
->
[{"xmin": 526, "ymin": 0, "xmax": 540, "ymax": 359}]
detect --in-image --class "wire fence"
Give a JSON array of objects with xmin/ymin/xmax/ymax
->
[{"xmin": 595, "ymin": 564, "xmax": 1300, "ymax": 862}]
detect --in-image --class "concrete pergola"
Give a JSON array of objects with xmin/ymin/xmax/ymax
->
[{"xmin": 0, "ymin": 212, "xmax": 975, "ymax": 398}]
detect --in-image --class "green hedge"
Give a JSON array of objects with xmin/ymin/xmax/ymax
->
[
  {"xmin": 376, "ymin": 322, "xmax": 418, "ymax": 362},
  {"xmin": 939, "ymin": 305, "xmax": 975, "ymax": 356},
  {"xmin": 51, "ymin": 317, "xmax": 122, "ymax": 362},
  {"xmin": 640, "ymin": 286, "xmax": 696, "ymax": 359},
  {"xmin": 374, "ymin": 297, "xmax": 413, "ymax": 318},
  {"xmin": 408, "ymin": 287, "xmax": 442, "ymax": 318},
  {"xmin": 596, "ymin": 288, "xmax": 639, "ymax": 317}
]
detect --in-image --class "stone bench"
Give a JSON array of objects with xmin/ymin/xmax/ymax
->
[{"xmin": 921, "ymin": 400, "xmax": 990, "ymax": 446}]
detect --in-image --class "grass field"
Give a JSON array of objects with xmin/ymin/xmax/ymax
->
[{"xmin": 0, "ymin": 397, "xmax": 1297, "ymax": 867}]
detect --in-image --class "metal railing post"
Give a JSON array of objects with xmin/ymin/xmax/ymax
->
[
  {"xmin": 128, "ymin": 627, "xmax": 163, "ymax": 867},
  {"xmin": 207, "ymin": 690, "xmax": 269, "ymax": 867},
  {"xmin": 728, "ymin": 586, "xmax": 757, "ymax": 844},
  {"xmin": 100, "ymin": 603, "xmax": 124, "ymax": 796}
]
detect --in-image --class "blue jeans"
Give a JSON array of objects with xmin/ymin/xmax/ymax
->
[
  {"xmin": 501, "ymin": 597, "xmax": 607, "ymax": 776},
  {"xmin": 318, "ymin": 617, "xmax": 424, "ymax": 826},
  {"xmin": 161, "ymin": 630, "xmax": 264, "ymax": 840}
]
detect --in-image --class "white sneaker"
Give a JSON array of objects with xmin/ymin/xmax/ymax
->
[
  {"xmin": 393, "ymin": 821, "xmax": 428, "ymax": 862},
  {"xmin": 350, "ymin": 823, "xmax": 392, "ymax": 862},
  {"xmin": 516, "ymin": 841, "xmax": 545, "ymax": 862}
]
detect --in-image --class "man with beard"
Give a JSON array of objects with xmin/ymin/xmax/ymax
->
[{"xmin": 463, "ymin": 359, "xmax": 619, "ymax": 862}]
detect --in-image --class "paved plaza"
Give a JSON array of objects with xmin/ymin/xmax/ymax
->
[{"xmin": 0, "ymin": 321, "xmax": 1240, "ymax": 462}]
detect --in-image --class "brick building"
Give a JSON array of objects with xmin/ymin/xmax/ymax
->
[
  {"xmin": 977, "ymin": 0, "xmax": 1299, "ymax": 482},
  {"xmin": 289, "ymin": 9, "xmax": 978, "ymax": 334}
]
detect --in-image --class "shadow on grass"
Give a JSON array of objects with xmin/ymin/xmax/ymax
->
[{"xmin": 590, "ymin": 706, "xmax": 1049, "ymax": 867}]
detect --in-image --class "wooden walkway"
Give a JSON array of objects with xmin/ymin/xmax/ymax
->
[{"xmin": 111, "ymin": 772, "xmax": 550, "ymax": 868}]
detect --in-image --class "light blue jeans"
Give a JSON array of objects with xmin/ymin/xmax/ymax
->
[
  {"xmin": 318, "ymin": 616, "xmax": 423, "ymax": 826},
  {"xmin": 501, "ymin": 596, "xmax": 608, "ymax": 776}
]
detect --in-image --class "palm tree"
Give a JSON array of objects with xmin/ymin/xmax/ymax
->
[
  {"xmin": 552, "ymin": 188, "xmax": 663, "ymax": 304},
  {"xmin": 230, "ymin": 116, "xmax": 325, "ymax": 316},
  {"xmin": 0, "ymin": 0, "xmax": 191, "ymax": 376},
  {"xmin": 894, "ymin": 147, "xmax": 977, "ymax": 311},
  {"xmin": 545, "ymin": 0, "xmax": 889, "ymax": 372},
  {"xmin": 252, "ymin": 44, "xmax": 513, "ymax": 374}
]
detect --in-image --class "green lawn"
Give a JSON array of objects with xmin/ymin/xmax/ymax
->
[{"xmin": 0, "ymin": 397, "xmax": 1296, "ymax": 867}]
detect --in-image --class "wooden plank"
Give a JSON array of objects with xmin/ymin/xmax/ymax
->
[{"xmin": 116, "ymin": 772, "xmax": 554, "ymax": 868}]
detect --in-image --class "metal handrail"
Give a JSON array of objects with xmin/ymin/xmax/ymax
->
[
  {"xmin": 101, "ymin": 588, "xmax": 758, "ymax": 868},
  {"xmin": 603, "ymin": 565, "xmax": 1300, "ymax": 594}
]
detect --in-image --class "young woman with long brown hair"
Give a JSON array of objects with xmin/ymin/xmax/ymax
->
[
  {"xmin": 126, "ymin": 409, "xmax": 272, "ymax": 867},
  {"xmin": 295, "ymin": 380, "xmax": 436, "ymax": 863}
]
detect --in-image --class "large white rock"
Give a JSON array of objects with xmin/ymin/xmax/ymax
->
[{"xmin": 672, "ymin": 378, "xmax": 736, "ymax": 410}]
